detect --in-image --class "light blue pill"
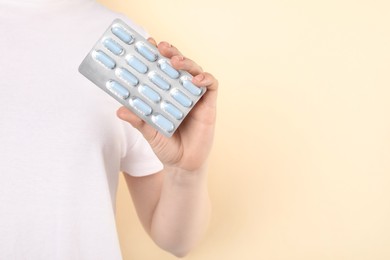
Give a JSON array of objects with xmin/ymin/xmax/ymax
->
[
  {"xmin": 116, "ymin": 68, "xmax": 139, "ymax": 86},
  {"xmin": 158, "ymin": 59, "xmax": 179, "ymax": 79},
  {"xmin": 126, "ymin": 55, "xmax": 148, "ymax": 74},
  {"xmin": 152, "ymin": 114, "xmax": 174, "ymax": 133},
  {"xmin": 171, "ymin": 89, "xmax": 193, "ymax": 107},
  {"xmin": 135, "ymin": 42, "xmax": 157, "ymax": 62},
  {"xmin": 161, "ymin": 101, "xmax": 183, "ymax": 120},
  {"xmin": 103, "ymin": 38, "xmax": 124, "ymax": 55},
  {"xmin": 106, "ymin": 80, "xmax": 129, "ymax": 99},
  {"xmin": 111, "ymin": 26, "xmax": 134, "ymax": 44},
  {"xmin": 139, "ymin": 84, "xmax": 161, "ymax": 103},
  {"xmin": 93, "ymin": 50, "xmax": 116, "ymax": 69},
  {"xmin": 181, "ymin": 77, "xmax": 202, "ymax": 96},
  {"xmin": 149, "ymin": 72, "xmax": 170, "ymax": 90},
  {"xmin": 129, "ymin": 98, "xmax": 152, "ymax": 116}
]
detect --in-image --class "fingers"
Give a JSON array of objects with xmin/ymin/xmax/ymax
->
[
  {"xmin": 171, "ymin": 55, "xmax": 203, "ymax": 76},
  {"xmin": 148, "ymin": 37, "xmax": 218, "ymax": 101},
  {"xmin": 158, "ymin": 41, "xmax": 203, "ymax": 75},
  {"xmin": 156, "ymin": 40, "xmax": 218, "ymax": 102},
  {"xmin": 193, "ymin": 72, "xmax": 218, "ymax": 110},
  {"xmin": 193, "ymin": 72, "xmax": 218, "ymax": 92},
  {"xmin": 149, "ymin": 38, "xmax": 204, "ymax": 76},
  {"xmin": 147, "ymin": 37, "xmax": 157, "ymax": 46},
  {"xmin": 157, "ymin": 41, "xmax": 182, "ymax": 58}
]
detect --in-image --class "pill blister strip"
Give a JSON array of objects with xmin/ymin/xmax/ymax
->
[{"xmin": 79, "ymin": 19, "xmax": 206, "ymax": 137}]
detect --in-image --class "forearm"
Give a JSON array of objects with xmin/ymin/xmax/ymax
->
[
  {"xmin": 118, "ymin": 37, "xmax": 218, "ymax": 257},
  {"xmin": 150, "ymin": 165, "xmax": 211, "ymax": 257}
]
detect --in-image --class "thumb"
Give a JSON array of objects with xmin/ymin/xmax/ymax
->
[{"xmin": 116, "ymin": 106, "xmax": 159, "ymax": 142}]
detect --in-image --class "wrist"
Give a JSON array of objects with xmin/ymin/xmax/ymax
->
[{"xmin": 163, "ymin": 163, "xmax": 209, "ymax": 187}]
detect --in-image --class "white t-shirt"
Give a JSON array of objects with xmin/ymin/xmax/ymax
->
[{"xmin": 0, "ymin": 0, "xmax": 163, "ymax": 259}]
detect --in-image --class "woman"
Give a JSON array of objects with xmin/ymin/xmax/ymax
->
[{"xmin": 0, "ymin": 0, "xmax": 218, "ymax": 258}]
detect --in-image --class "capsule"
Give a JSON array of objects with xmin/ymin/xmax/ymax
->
[
  {"xmin": 158, "ymin": 59, "xmax": 179, "ymax": 79},
  {"xmin": 171, "ymin": 89, "xmax": 193, "ymax": 107},
  {"xmin": 135, "ymin": 42, "xmax": 157, "ymax": 62},
  {"xmin": 103, "ymin": 38, "xmax": 124, "ymax": 55},
  {"xmin": 106, "ymin": 80, "xmax": 129, "ymax": 99},
  {"xmin": 129, "ymin": 98, "xmax": 152, "ymax": 116},
  {"xmin": 116, "ymin": 68, "xmax": 139, "ymax": 86},
  {"xmin": 126, "ymin": 55, "xmax": 148, "ymax": 74},
  {"xmin": 180, "ymin": 76, "xmax": 202, "ymax": 96},
  {"xmin": 161, "ymin": 101, "xmax": 183, "ymax": 120},
  {"xmin": 152, "ymin": 114, "xmax": 174, "ymax": 133},
  {"xmin": 92, "ymin": 50, "xmax": 116, "ymax": 69},
  {"xmin": 139, "ymin": 84, "xmax": 161, "ymax": 103},
  {"xmin": 149, "ymin": 72, "xmax": 170, "ymax": 90},
  {"xmin": 111, "ymin": 26, "xmax": 134, "ymax": 44}
]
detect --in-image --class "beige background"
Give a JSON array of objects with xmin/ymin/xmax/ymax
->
[{"xmin": 98, "ymin": 0, "xmax": 390, "ymax": 259}]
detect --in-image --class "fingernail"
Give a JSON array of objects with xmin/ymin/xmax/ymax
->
[
  {"xmin": 116, "ymin": 110, "xmax": 125, "ymax": 120},
  {"xmin": 194, "ymin": 73, "xmax": 205, "ymax": 82},
  {"xmin": 172, "ymin": 56, "xmax": 184, "ymax": 63},
  {"xmin": 160, "ymin": 41, "xmax": 171, "ymax": 47},
  {"xmin": 148, "ymin": 37, "xmax": 156, "ymax": 44}
]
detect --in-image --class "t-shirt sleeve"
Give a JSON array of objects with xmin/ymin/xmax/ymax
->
[{"xmin": 120, "ymin": 122, "xmax": 163, "ymax": 177}]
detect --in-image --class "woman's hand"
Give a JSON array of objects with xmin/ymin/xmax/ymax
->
[{"xmin": 117, "ymin": 38, "xmax": 218, "ymax": 172}]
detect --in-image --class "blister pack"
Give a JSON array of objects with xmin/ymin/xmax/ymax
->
[{"xmin": 79, "ymin": 19, "xmax": 206, "ymax": 137}]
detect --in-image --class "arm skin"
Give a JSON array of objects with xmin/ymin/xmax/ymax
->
[{"xmin": 117, "ymin": 39, "xmax": 218, "ymax": 257}]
